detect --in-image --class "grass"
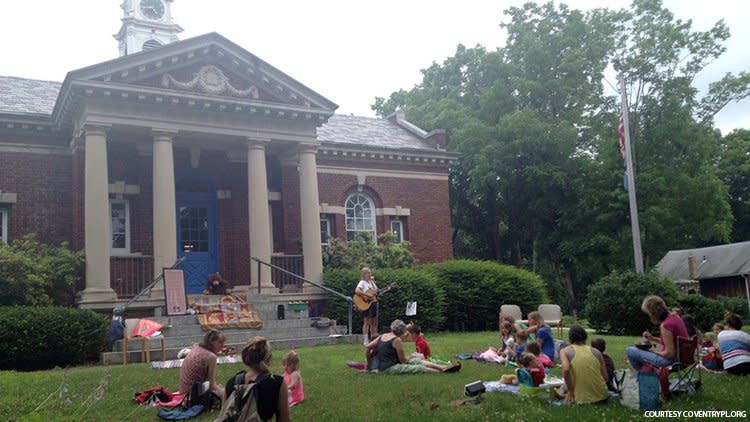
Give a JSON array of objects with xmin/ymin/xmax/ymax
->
[{"xmin": 1, "ymin": 331, "xmax": 748, "ymax": 421}]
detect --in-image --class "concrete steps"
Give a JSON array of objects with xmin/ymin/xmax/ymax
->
[{"xmin": 102, "ymin": 298, "xmax": 356, "ymax": 365}]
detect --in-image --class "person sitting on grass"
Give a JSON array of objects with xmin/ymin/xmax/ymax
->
[
  {"xmin": 525, "ymin": 342, "xmax": 553, "ymax": 369},
  {"xmin": 515, "ymin": 331, "xmax": 529, "ymax": 357},
  {"xmin": 524, "ymin": 311, "xmax": 556, "ymax": 362},
  {"xmin": 560, "ymin": 325, "xmax": 609, "ymax": 404},
  {"xmin": 499, "ymin": 320, "xmax": 517, "ymax": 361},
  {"xmin": 179, "ymin": 329, "xmax": 226, "ymax": 407},
  {"xmin": 366, "ymin": 319, "xmax": 460, "ymax": 374},
  {"xmin": 590, "ymin": 337, "xmax": 616, "ymax": 392},
  {"xmin": 406, "ymin": 324, "xmax": 431, "ymax": 360},
  {"xmin": 517, "ymin": 352, "xmax": 545, "ymax": 387},
  {"xmin": 718, "ymin": 313, "xmax": 750, "ymax": 376}
]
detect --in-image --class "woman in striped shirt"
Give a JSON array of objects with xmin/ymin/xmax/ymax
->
[{"xmin": 718, "ymin": 313, "xmax": 750, "ymax": 376}]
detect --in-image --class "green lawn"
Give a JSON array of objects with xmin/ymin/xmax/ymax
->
[{"xmin": 1, "ymin": 331, "xmax": 748, "ymax": 421}]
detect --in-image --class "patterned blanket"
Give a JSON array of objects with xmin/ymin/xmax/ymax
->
[
  {"xmin": 196, "ymin": 302, "xmax": 263, "ymax": 330},
  {"xmin": 184, "ymin": 294, "xmax": 263, "ymax": 330}
]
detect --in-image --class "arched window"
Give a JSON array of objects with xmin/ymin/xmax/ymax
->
[
  {"xmin": 142, "ymin": 39, "xmax": 162, "ymax": 51},
  {"xmin": 345, "ymin": 193, "xmax": 375, "ymax": 242}
]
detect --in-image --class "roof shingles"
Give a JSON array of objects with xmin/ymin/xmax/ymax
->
[
  {"xmin": 0, "ymin": 75, "xmax": 61, "ymax": 115},
  {"xmin": 0, "ymin": 76, "xmax": 440, "ymax": 153}
]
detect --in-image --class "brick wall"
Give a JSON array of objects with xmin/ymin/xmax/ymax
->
[
  {"xmin": 0, "ymin": 151, "xmax": 72, "ymax": 245},
  {"xmin": 315, "ymin": 159, "xmax": 453, "ymax": 263}
]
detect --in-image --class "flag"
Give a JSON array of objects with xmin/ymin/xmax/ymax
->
[{"xmin": 617, "ymin": 113, "xmax": 626, "ymax": 159}]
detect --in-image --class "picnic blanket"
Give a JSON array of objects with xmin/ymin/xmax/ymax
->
[
  {"xmin": 196, "ymin": 302, "xmax": 263, "ymax": 330},
  {"xmin": 151, "ymin": 355, "xmax": 243, "ymax": 369}
]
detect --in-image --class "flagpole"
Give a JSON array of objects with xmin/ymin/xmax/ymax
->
[{"xmin": 619, "ymin": 74, "xmax": 644, "ymax": 273}]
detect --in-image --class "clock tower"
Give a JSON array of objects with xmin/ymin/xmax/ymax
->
[{"xmin": 114, "ymin": 0, "xmax": 183, "ymax": 56}]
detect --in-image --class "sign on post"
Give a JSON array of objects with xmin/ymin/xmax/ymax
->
[{"xmin": 164, "ymin": 268, "xmax": 187, "ymax": 315}]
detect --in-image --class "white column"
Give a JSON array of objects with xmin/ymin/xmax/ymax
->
[
  {"xmin": 152, "ymin": 131, "xmax": 177, "ymax": 293},
  {"xmin": 299, "ymin": 144, "xmax": 323, "ymax": 285},
  {"xmin": 79, "ymin": 125, "xmax": 117, "ymax": 304},
  {"xmin": 247, "ymin": 139, "xmax": 274, "ymax": 292}
]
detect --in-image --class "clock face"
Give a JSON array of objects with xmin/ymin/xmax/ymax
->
[{"xmin": 140, "ymin": 0, "xmax": 165, "ymax": 20}]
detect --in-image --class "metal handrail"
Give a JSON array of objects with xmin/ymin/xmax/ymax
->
[
  {"xmin": 251, "ymin": 256, "xmax": 353, "ymax": 335},
  {"xmin": 113, "ymin": 256, "xmax": 187, "ymax": 316}
]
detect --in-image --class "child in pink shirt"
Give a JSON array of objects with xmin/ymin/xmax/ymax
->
[{"xmin": 282, "ymin": 351, "xmax": 304, "ymax": 407}]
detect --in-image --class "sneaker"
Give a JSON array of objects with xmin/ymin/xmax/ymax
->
[{"xmin": 445, "ymin": 362, "xmax": 461, "ymax": 373}]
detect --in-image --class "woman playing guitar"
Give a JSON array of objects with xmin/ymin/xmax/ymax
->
[{"xmin": 355, "ymin": 267, "xmax": 379, "ymax": 345}]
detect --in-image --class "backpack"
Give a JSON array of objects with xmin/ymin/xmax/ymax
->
[
  {"xmin": 213, "ymin": 372, "xmax": 270, "ymax": 422},
  {"xmin": 187, "ymin": 381, "xmax": 214, "ymax": 409}
]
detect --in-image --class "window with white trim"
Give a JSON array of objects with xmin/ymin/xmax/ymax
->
[
  {"xmin": 345, "ymin": 193, "xmax": 376, "ymax": 242},
  {"xmin": 0, "ymin": 207, "xmax": 8, "ymax": 244},
  {"xmin": 320, "ymin": 217, "xmax": 331, "ymax": 246},
  {"xmin": 110, "ymin": 199, "xmax": 130, "ymax": 252},
  {"xmin": 390, "ymin": 218, "xmax": 404, "ymax": 243}
]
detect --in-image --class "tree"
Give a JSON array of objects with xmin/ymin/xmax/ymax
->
[
  {"xmin": 371, "ymin": 0, "xmax": 749, "ymax": 314},
  {"xmin": 717, "ymin": 129, "xmax": 750, "ymax": 241}
]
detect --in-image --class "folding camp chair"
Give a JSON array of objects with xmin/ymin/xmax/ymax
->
[{"xmin": 667, "ymin": 335, "xmax": 701, "ymax": 396}]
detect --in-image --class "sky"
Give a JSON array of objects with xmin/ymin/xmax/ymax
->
[{"xmin": 1, "ymin": 0, "xmax": 748, "ymax": 134}]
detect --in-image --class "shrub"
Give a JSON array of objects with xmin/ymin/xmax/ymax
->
[
  {"xmin": 584, "ymin": 271, "xmax": 679, "ymax": 335},
  {"xmin": 421, "ymin": 260, "xmax": 548, "ymax": 332},
  {"xmin": 0, "ymin": 234, "xmax": 84, "ymax": 306},
  {"xmin": 677, "ymin": 294, "xmax": 725, "ymax": 332},
  {"xmin": 717, "ymin": 296, "xmax": 750, "ymax": 322},
  {"xmin": 0, "ymin": 306, "xmax": 107, "ymax": 370},
  {"xmin": 322, "ymin": 231, "xmax": 414, "ymax": 270},
  {"xmin": 322, "ymin": 268, "xmax": 446, "ymax": 333}
]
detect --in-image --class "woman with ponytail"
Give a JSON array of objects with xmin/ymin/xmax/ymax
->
[{"xmin": 225, "ymin": 336, "xmax": 289, "ymax": 422}]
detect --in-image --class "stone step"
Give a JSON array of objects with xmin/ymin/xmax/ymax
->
[
  {"xmin": 116, "ymin": 319, "xmax": 344, "ymax": 351},
  {"xmin": 103, "ymin": 334, "xmax": 363, "ymax": 365}
]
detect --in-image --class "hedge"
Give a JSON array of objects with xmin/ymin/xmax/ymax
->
[
  {"xmin": 421, "ymin": 260, "xmax": 548, "ymax": 332},
  {"xmin": 584, "ymin": 271, "xmax": 679, "ymax": 335},
  {"xmin": 677, "ymin": 294, "xmax": 726, "ymax": 332},
  {"xmin": 0, "ymin": 306, "xmax": 108, "ymax": 371},
  {"xmin": 323, "ymin": 268, "xmax": 446, "ymax": 333}
]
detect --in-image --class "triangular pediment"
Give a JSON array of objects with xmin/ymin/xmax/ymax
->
[{"xmin": 58, "ymin": 32, "xmax": 337, "ymax": 113}]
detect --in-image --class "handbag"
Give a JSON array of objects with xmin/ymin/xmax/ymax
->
[{"xmin": 620, "ymin": 369, "xmax": 660, "ymax": 411}]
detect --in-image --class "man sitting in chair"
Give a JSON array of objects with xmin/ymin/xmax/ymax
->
[{"xmin": 203, "ymin": 273, "xmax": 231, "ymax": 295}]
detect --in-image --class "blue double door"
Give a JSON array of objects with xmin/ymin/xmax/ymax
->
[{"xmin": 176, "ymin": 193, "xmax": 219, "ymax": 294}]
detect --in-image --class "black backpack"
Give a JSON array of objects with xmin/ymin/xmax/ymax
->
[{"xmin": 215, "ymin": 371, "xmax": 270, "ymax": 422}]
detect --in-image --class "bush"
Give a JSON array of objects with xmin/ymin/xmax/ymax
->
[
  {"xmin": 322, "ymin": 268, "xmax": 446, "ymax": 333},
  {"xmin": 421, "ymin": 260, "xmax": 548, "ymax": 332},
  {"xmin": 584, "ymin": 271, "xmax": 679, "ymax": 335},
  {"xmin": 677, "ymin": 294, "xmax": 725, "ymax": 332},
  {"xmin": 0, "ymin": 306, "xmax": 107, "ymax": 370},
  {"xmin": 717, "ymin": 296, "xmax": 750, "ymax": 322},
  {"xmin": 322, "ymin": 231, "xmax": 414, "ymax": 270},
  {"xmin": 0, "ymin": 234, "xmax": 84, "ymax": 306}
]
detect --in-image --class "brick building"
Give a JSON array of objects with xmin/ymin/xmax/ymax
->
[{"xmin": 0, "ymin": 2, "xmax": 455, "ymax": 312}]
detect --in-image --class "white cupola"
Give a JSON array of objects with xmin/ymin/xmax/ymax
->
[{"xmin": 113, "ymin": 0, "xmax": 183, "ymax": 56}]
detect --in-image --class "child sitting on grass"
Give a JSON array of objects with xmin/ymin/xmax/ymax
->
[
  {"xmin": 406, "ymin": 324, "xmax": 431, "ymax": 360},
  {"xmin": 525, "ymin": 342, "xmax": 554, "ymax": 369},
  {"xmin": 590, "ymin": 337, "xmax": 616, "ymax": 392},
  {"xmin": 499, "ymin": 321, "xmax": 517, "ymax": 361},
  {"xmin": 517, "ymin": 352, "xmax": 545, "ymax": 387},
  {"xmin": 515, "ymin": 331, "xmax": 529, "ymax": 357}
]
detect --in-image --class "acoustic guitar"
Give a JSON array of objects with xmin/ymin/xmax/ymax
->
[{"xmin": 353, "ymin": 283, "xmax": 397, "ymax": 312}]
